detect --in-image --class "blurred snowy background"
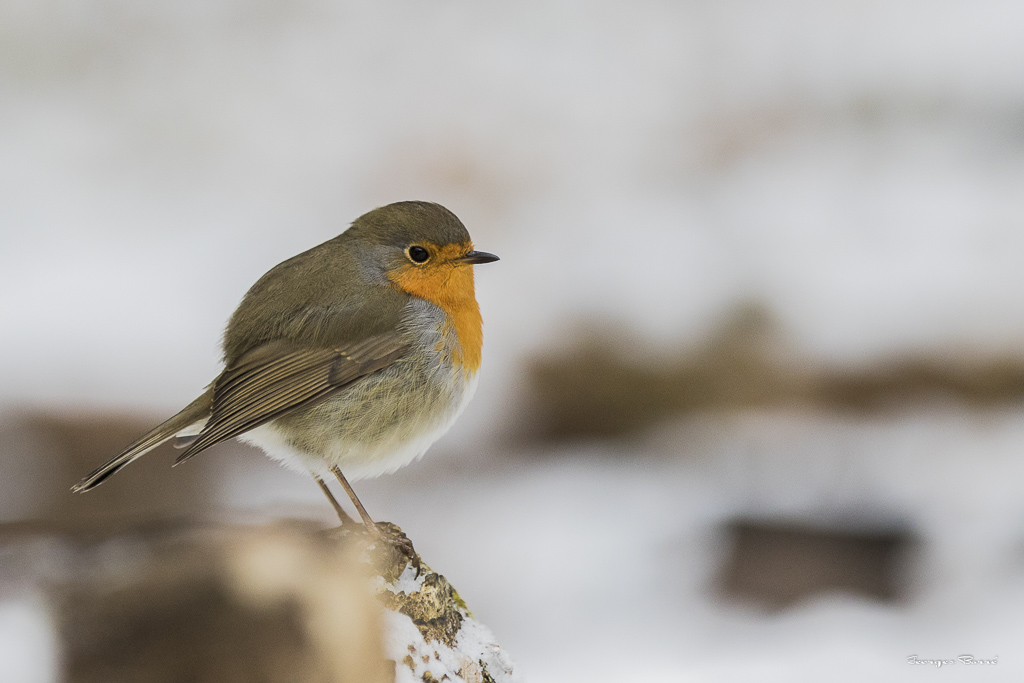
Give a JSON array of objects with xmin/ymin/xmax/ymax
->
[{"xmin": 3, "ymin": 0, "xmax": 1024, "ymax": 680}]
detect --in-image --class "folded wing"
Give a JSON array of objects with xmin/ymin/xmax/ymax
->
[{"xmin": 174, "ymin": 333, "xmax": 411, "ymax": 465}]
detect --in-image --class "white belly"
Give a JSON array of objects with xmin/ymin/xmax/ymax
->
[{"xmin": 238, "ymin": 371, "xmax": 478, "ymax": 480}]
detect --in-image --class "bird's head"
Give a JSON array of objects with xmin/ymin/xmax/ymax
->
[{"xmin": 348, "ymin": 201, "xmax": 498, "ymax": 309}]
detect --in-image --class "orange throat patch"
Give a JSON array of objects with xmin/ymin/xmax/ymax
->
[{"xmin": 387, "ymin": 242, "xmax": 483, "ymax": 372}]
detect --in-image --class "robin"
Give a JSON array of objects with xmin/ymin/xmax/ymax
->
[{"xmin": 73, "ymin": 201, "xmax": 498, "ymax": 531}]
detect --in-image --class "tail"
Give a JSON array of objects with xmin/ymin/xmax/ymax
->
[{"xmin": 72, "ymin": 388, "xmax": 214, "ymax": 492}]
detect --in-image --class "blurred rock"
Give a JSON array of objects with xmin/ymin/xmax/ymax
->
[
  {"xmin": 0, "ymin": 410, "xmax": 220, "ymax": 527},
  {"xmin": 57, "ymin": 520, "xmax": 389, "ymax": 683},
  {"xmin": 5, "ymin": 519, "xmax": 516, "ymax": 683},
  {"xmin": 522, "ymin": 303, "xmax": 804, "ymax": 441},
  {"xmin": 717, "ymin": 520, "xmax": 917, "ymax": 610},
  {"xmin": 522, "ymin": 302, "xmax": 1024, "ymax": 442},
  {"xmin": 813, "ymin": 357, "xmax": 1024, "ymax": 412}
]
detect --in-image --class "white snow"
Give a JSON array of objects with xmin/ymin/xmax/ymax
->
[
  {"xmin": 384, "ymin": 562, "xmax": 426, "ymax": 598},
  {"xmin": 0, "ymin": 593, "xmax": 58, "ymax": 683},
  {"xmin": 381, "ymin": 589, "xmax": 518, "ymax": 683}
]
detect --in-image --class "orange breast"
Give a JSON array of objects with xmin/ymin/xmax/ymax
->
[{"xmin": 387, "ymin": 243, "xmax": 483, "ymax": 372}]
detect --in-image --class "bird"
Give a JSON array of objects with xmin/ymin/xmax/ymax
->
[{"xmin": 73, "ymin": 201, "xmax": 498, "ymax": 532}]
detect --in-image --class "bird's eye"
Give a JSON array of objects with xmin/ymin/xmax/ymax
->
[{"xmin": 407, "ymin": 246, "xmax": 430, "ymax": 263}]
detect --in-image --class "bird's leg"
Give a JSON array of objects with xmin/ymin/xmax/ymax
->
[
  {"xmin": 314, "ymin": 476, "xmax": 356, "ymax": 526},
  {"xmin": 331, "ymin": 465, "xmax": 419, "ymax": 573},
  {"xmin": 329, "ymin": 466, "xmax": 375, "ymax": 528}
]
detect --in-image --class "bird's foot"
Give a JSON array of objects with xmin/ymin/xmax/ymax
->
[{"xmin": 369, "ymin": 521, "xmax": 421, "ymax": 576}]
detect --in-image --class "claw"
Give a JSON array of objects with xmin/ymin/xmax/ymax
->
[{"xmin": 371, "ymin": 522, "xmax": 420, "ymax": 575}]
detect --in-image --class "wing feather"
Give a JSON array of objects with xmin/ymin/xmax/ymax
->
[{"xmin": 174, "ymin": 333, "xmax": 410, "ymax": 464}]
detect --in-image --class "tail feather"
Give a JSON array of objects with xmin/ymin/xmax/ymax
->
[{"xmin": 72, "ymin": 389, "xmax": 213, "ymax": 492}]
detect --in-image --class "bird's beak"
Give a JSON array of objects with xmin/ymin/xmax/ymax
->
[{"xmin": 459, "ymin": 250, "xmax": 500, "ymax": 265}]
